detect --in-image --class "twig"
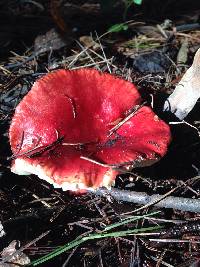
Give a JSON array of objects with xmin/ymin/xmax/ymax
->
[
  {"xmin": 150, "ymin": 256, "xmax": 174, "ymax": 267},
  {"xmin": 108, "ymin": 102, "xmax": 147, "ymax": 137},
  {"xmin": 31, "ymin": 193, "xmax": 52, "ymax": 208},
  {"xmin": 76, "ymin": 40, "xmax": 101, "ymax": 71},
  {"xmin": 80, "ymin": 156, "xmax": 136, "ymax": 169},
  {"xmin": 61, "ymin": 247, "xmax": 78, "ymax": 267},
  {"xmin": 70, "ymin": 59, "xmax": 114, "ymax": 70},
  {"xmin": 80, "ymin": 156, "xmax": 113, "ymax": 168},
  {"xmin": 149, "ymin": 238, "xmax": 200, "ymax": 243},
  {"xmin": 5, "ymin": 50, "xmax": 41, "ymax": 70},
  {"xmin": 169, "ymin": 120, "xmax": 200, "ymax": 136},
  {"xmin": 9, "ymin": 135, "xmax": 64, "ymax": 160},
  {"xmin": 95, "ymin": 32, "xmax": 111, "ymax": 73},
  {"xmin": 90, "ymin": 187, "xmax": 200, "ymax": 213},
  {"xmin": 88, "ymin": 48, "xmax": 117, "ymax": 69},
  {"xmin": 64, "ymin": 94, "xmax": 77, "ymax": 118},
  {"xmin": 175, "ymin": 23, "xmax": 200, "ymax": 32}
]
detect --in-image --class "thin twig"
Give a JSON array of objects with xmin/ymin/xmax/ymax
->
[
  {"xmin": 76, "ymin": 40, "xmax": 101, "ymax": 71},
  {"xmin": 71, "ymin": 59, "xmax": 114, "ymax": 70},
  {"xmin": 61, "ymin": 247, "xmax": 78, "ymax": 267},
  {"xmin": 31, "ymin": 193, "xmax": 51, "ymax": 208},
  {"xmin": 88, "ymin": 48, "xmax": 117, "ymax": 69},
  {"xmin": 149, "ymin": 238, "xmax": 200, "ymax": 243},
  {"xmin": 80, "ymin": 156, "xmax": 136, "ymax": 169},
  {"xmin": 80, "ymin": 156, "xmax": 113, "ymax": 168},
  {"xmin": 95, "ymin": 32, "xmax": 111, "ymax": 73},
  {"xmin": 9, "ymin": 135, "xmax": 64, "ymax": 160},
  {"xmin": 151, "ymin": 256, "xmax": 174, "ymax": 267},
  {"xmin": 169, "ymin": 120, "xmax": 200, "ymax": 136},
  {"xmin": 108, "ymin": 102, "xmax": 146, "ymax": 137},
  {"xmin": 64, "ymin": 95, "xmax": 77, "ymax": 118}
]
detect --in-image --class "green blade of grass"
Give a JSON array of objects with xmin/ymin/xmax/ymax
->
[
  {"xmin": 30, "ymin": 237, "xmax": 85, "ymax": 266},
  {"xmin": 30, "ymin": 225, "xmax": 163, "ymax": 266},
  {"xmin": 83, "ymin": 225, "xmax": 162, "ymax": 240},
  {"xmin": 103, "ymin": 211, "xmax": 160, "ymax": 232}
]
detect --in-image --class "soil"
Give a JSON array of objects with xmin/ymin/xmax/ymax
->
[{"xmin": 0, "ymin": 1, "xmax": 200, "ymax": 267}]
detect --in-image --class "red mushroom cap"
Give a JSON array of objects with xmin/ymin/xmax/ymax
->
[{"xmin": 9, "ymin": 69, "xmax": 171, "ymax": 191}]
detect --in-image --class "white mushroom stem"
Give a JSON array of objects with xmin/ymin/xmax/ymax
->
[{"xmin": 164, "ymin": 48, "xmax": 200, "ymax": 120}]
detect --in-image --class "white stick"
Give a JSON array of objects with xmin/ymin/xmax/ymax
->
[{"xmin": 164, "ymin": 48, "xmax": 200, "ymax": 120}]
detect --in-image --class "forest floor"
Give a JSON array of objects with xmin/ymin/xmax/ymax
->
[{"xmin": 0, "ymin": 1, "xmax": 200, "ymax": 266}]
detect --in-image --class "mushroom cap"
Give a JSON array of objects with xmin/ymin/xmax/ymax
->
[{"xmin": 9, "ymin": 69, "xmax": 171, "ymax": 191}]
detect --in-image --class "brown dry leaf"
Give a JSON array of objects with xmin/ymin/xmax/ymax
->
[
  {"xmin": 79, "ymin": 35, "xmax": 101, "ymax": 50},
  {"xmin": 0, "ymin": 240, "xmax": 30, "ymax": 267},
  {"xmin": 34, "ymin": 28, "xmax": 67, "ymax": 53}
]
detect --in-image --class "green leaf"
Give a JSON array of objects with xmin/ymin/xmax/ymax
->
[
  {"xmin": 108, "ymin": 23, "xmax": 128, "ymax": 33},
  {"xmin": 133, "ymin": 0, "xmax": 143, "ymax": 5}
]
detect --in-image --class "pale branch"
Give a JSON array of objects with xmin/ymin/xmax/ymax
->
[{"xmin": 90, "ymin": 188, "xmax": 200, "ymax": 213}]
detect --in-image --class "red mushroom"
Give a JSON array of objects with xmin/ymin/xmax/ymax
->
[{"xmin": 9, "ymin": 69, "xmax": 171, "ymax": 191}]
